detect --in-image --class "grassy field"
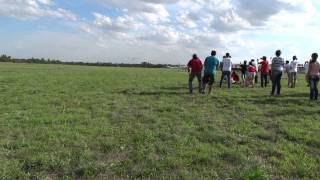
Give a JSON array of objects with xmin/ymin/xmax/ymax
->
[{"xmin": 0, "ymin": 62, "xmax": 319, "ymax": 179}]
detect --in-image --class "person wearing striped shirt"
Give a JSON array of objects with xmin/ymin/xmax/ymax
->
[{"xmin": 271, "ymin": 50, "xmax": 285, "ymax": 96}]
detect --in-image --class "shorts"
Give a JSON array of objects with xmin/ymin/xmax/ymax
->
[
  {"xmin": 248, "ymin": 72, "xmax": 256, "ymax": 79},
  {"xmin": 203, "ymin": 74, "xmax": 215, "ymax": 85}
]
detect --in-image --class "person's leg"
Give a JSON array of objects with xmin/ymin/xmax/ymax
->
[
  {"xmin": 189, "ymin": 73, "xmax": 195, "ymax": 94},
  {"xmin": 271, "ymin": 71, "xmax": 277, "ymax": 95},
  {"xmin": 309, "ymin": 77, "xmax": 315, "ymax": 100},
  {"xmin": 261, "ymin": 73, "xmax": 264, "ymax": 87},
  {"xmin": 208, "ymin": 84, "xmax": 212, "ymax": 94},
  {"xmin": 208, "ymin": 75, "xmax": 213, "ymax": 94},
  {"xmin": 276, "ymin": 71, "xmax": 282, "ymax": 95},
  {"xmin": 202, "ymin": 76, "xmax": 207, "ymax": 93},
  {"xmin": 315, "ymin": 78, "xmax": 319, "ymax": 100},
  {"xmin": 220, "ymin": 71, "xmax": 226, "ymax": 88},
  {"xmin": 293, "ymin": 73, "xmax": 297, "ymax": 88},
  {"xmin": 251, "ymin": 74, "xmax": 255, "ymax": 88},
  {"xmin": 196, "ymin": 73, "xmax": 202, "ymax": 93},
  {"xmin": 263, "ymin": 74, "xmax": 267, "ymax": 87},
  {"xmin": 241, "ymin": 73, "xmax": 245, "ymax": 84},
  {"xmin": 227, "ymin": 71, "xmax": 231, "ymax": 89}
]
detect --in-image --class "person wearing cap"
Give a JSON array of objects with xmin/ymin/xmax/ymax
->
[
  {"xmin": 202, "ymin": 50, "xmax": 220, "ymax": 94},
  {"xmin": 289, "ymin": 56, "xmax": 298, "ymax": 88},
  {"xmin": 270, "ymin": 50, "xmax": 285, "ymax": 96},
  {"xmin": 220, "ymin": 53, "xmax": 232, "ymax": 89},
  {"xmin": 258, "ymin": 56, "xmax": 269, "ymax": 88},
  {"xmin": 187, "ymin": 54, "xmax": 203, "ymax": 94}
]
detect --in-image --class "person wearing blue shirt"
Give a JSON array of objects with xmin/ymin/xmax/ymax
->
[{"xmin": 202, "ymin": 50, "xmax": 220, "ymax": 94}]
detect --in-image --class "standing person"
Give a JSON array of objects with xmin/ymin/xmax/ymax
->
[
  {"xmin": 285, "ymin": 60, "xmax": 290, "ymax": 87},
  {"xmin": 304, "ymin": 61, "xmax": 310, "ymax": 86},
  {"xmin": 289, "ymin": 56, "xmax": 298, "ymax": 88},
  {"xmin": 187, "ymin": 54, "xmax": 203, "ymax": 94},
  {"xmin": 270, "ymin": 50, "xmax": 285, "ymax": 96},
  {"xmin": 248, "ymin": 61, "xmax": 257, "ymax": 88},
  {"xmin": 259, "ymin": 56, "xmax": 269, "ymax": 88},
  {"xmin": 202, "ymin": 50, "xmax": 220, "ymax": 94},
  {"xmin": 254, "ymin": 59, "xmax": 259, "ymax": 84},
  {"xmin": 220, "ymin": 53, "xmax": 232, "ymax": 89},
  {"xmin": 240, "ymin": 61, "xmax": 248, "ymax": 84},
  {"xmin": 307, "ymin": 53, "xmax": 320, "ymax": 100}
]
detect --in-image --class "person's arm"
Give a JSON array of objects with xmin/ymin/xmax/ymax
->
[
  {"xmin": 200, "ymin": 60, "xmax": 203, "ymax": 70},
  {"xmin": 187, "ymin": 61, "xmax": 191, "ymax": 73},
  {"xmin": 307, "ymin": 63, "xmax": 311, "ymax": 76}
]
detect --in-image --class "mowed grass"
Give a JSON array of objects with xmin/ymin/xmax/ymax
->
[{"xmin": 0, "ymin": 63, "xmax": 319, "ymax": 179}]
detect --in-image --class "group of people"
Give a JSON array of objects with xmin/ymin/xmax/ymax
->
[{"xmin": 187, "ymin": 50, "xmax": 320, "ymax": 100}]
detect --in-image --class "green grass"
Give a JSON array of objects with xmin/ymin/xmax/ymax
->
[{"xmin": 0, "ymin": 62, "xmax": 319, "ymax": 179}]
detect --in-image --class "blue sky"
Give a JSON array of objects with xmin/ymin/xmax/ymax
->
[{"xmin": 0, "ymin": 0, "xmax": 320, "ymax": 64}]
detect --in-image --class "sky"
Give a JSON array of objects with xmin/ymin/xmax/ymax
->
[{"xmin": 0, "ymin": 0, "xmax": 320, "ymax": 64}]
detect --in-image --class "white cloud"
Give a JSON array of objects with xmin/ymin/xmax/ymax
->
[
  {"xmin": 1, "ymin": 0, "xmax": 320, "ymax": 64},
  {"xmin": 0, "ymin": 0, "xmax": 77, "ymax": 20}
]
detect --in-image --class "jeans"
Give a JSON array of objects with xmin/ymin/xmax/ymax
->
[
  {"xmin": 220, "ymin": 71, "xmax": 231, "ymax": 88},
  {"xmin": 241, "ymin": 72, "xmax": 247, "ymax": 83},
  {"xmin": 261, "ymin": 73, "xmax": 268, "ymax": 87},
  {"xmin": 271, "ymin": 71, "xmax": 282, "ymax": 95},
  {"xmin": 189, "ymin": 73, "xmax": 202, "ymax": 93},
  {"xmin": 309, "ymin": 75, "xmax": 319, "ymax": 100},
  {"xmin": 289, "ymin": 72, "xmax": 297, "ymax": 87},
  {"xmin": 255, "ymin": 74, "xmax": 259, "ymax": 84}
]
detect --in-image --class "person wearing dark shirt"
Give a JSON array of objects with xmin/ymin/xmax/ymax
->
[
  {"xmin": 187, "ymin": 54, "xmax": 203, "ymax": 94},
  {"xmin": 240, "ymin": 61, "xmax": 248, "ymax": 84}
]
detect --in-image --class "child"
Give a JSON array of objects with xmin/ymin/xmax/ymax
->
[
  {"xmin": 246, "ymin": 62, "xmax": 257, "ymax": 88},
  {"xmin": 231, "ymin": 71, "xmax": 240, "ymax": 84}
]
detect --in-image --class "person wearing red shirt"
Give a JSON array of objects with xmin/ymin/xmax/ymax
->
[
  {"xmin": 247, "ymin": 62, "xmax": 257, "ymax": 88},
  {"xmin": 187, "ymin": 54, "xmax": 203, "ymax": 94},
  {"xmin": 259, "ymin": 56, "xmax": 270, "ymax": 88}
]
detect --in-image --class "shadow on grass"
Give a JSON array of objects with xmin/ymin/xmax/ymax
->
[
  {"xmin": 159, "ymin": 86, "xmax": 187, "ymax": 91},
  {"xmin": 118, "ymin": 89, "xmax": 190, "ymax": 96}
]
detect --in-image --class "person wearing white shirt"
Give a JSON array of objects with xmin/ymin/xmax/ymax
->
[
  {"xmin": 219, "ymin": 53, "xmax": 232, "ymax": 89},
  {"xmin": 304, "ymin": 61, "xmax": 310, "ymax": 86},
  {"xmin": 289, "ymin": 56, "xmax": 298, "ymax": 88}
]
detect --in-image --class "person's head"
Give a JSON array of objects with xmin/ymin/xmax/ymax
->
[
  {"xmin": 285, "ymin": 60, "xmax": 289, "ymax": 64},
  {"xmin": 211, "ymin": 50, "xmax": 216, "ymax": 56},
  {"xmin": 261, "ymin": 56, "xmax": 267, "ymax": 61},
  {"xmin": 192, "ymin": 54, "xmax": 198, "ymax": 59},
  {"xmin": 311, "ymin": 53, "xmax": 318, "ymax": 63},
  {"xmin": 293, "ymin": 56, "xmax": 297, "ymax": 60},
  {"xmin": 244, "ymin": 60, "xmax": 247, "ymax": 64},
  {"xmin": 305, "ymin": 61, "xmax": 309, "ymax": 64},
  {"xmin": 226, "ymin": 53, "xmax": 231, "ymax": 58},
  {"xmin": 275, "ymin": 50, "xmax": 281, "ymax": 57},
  {"xmin": 251, "ymin": 59, "xmax": 255, "ymax": 63},
  {"xmin": 249, "ymin": 62, "xmax": 253, "ymax": 66}
]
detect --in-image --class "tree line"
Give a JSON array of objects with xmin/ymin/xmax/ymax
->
[{"xmin": 0, "ymin": 54, "xmax": 179, "ymax": 68}]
